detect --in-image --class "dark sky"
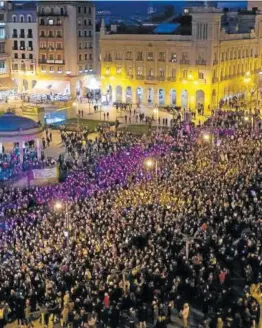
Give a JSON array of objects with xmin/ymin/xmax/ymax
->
[{"xmin": 95, "ymin": 1, "xmax": 247, "ymax": 17}]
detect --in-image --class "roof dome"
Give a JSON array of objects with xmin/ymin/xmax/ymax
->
[{"xmin": 0, "ymin": 112, "xmax": 39, "ymax": 132}]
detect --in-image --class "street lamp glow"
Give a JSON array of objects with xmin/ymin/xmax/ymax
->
[
  {"xmin": 153, "ymin": 108, "xmax": 158, "ymax": 114},
  {"xmin": 244, "ymin": 77, "xmax": 251, "ymax": 83},
  {"xmin": 244, "ymin": 116, "xmax": 249, "ymax": 121},
  {"xmin": 72, "ymin": 102, "xmax": 77, "ymax": 107},
  {"xmin": 145, "ymin": 159, "xmax": 154, "ymax": 168},
  {"xmin": 203, "ymin": 133, "xmax": 211, "ymax": 141},
  {"xmin": 54, "ymin": 201, "xmax": 63, "ymax": 210}
]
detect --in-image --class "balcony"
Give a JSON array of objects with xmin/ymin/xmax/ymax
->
[
  {"xmin": 19, "ymin": 34, "xmax": 25, "ymax": 38},
  {"xmin": 12, "ymin": 46, "xmax": 18, "ymax": 50},
  {"xmin": 158, "ymin": 58, "xmax": 165, "ymax": 62},
  {"xmin": 167, "ymin": 77, "xmax": 176, "ymax": 81},
  {"xmin": 169, "ymin": 59, "xmax": 177, "ymax": 63},
  {"xmin": 213, "ymin": 59, "xmax": 218, "ymax": 65},
  {"xmin": 180, "ymin": 59, "xmax": 190, "ymax": 65},
  {"xmin": 39, "ymin": 59, "xmax": 65, "ymax": 64},
  {"xmin": 127, "ymin": 74, "xmax": 133, "ymax": 79},
  {"xmin": 104, "ymin": 58, "xmax": 112, "ymax": 62},
  {"xmin": 20, "ymin": 46, "xmax": 25, "ymax": 51},
  {"xmin": 38, "ymin": 12, "xmax": 68, "ymax": 17},
  {"xmin": 157, "ymin": 76, "xmax": 165, "ymax": 81},
  {"xmin": 136, "ymin": 57, "xmax": 143, "ymax": 61},
  {"xmin": 147, "ymin": 58, "xmax": 154, "ymax": 61},
  {"xmin": 27, "ymin": 34, "xmax": 33, "ymax": 39},
  {"xmin": 146, "ymin": 75, "xmax": 155, "ymax": 80},
  {"xmin": 27, "ymin": 47, "xmax": 33, "ymax": 51},
  {"xmin": 12, "ymin": 34, "xmax": 18, "ymax": 38},
  {"xmin": 136, "ymin": 75, "xmax": 144, "ymax": 80},
  {"xmin": 196, "ymin": 59, "xmax": 207, "ymax": 65}
]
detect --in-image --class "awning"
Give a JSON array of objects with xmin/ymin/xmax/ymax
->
[
  {"xmin": 26, "ymin": 80, "xmax": 70, "ymax": 95},
  {"xmin": 0, "ymin": 77, "xmax": 17, "ymax": 91}
]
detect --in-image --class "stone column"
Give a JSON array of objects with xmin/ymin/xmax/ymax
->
[{"xmin": 36, "ymin": 138, "xmax": 41, "ymax": 160}]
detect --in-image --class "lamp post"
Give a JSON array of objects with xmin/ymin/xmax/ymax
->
[
  {"xmin": 73, "ymin": 100, "xmax": 80, "ymax": 130},
  {"xmin": 144, "ymin": 158, "xmax": 158, "ymax": 184},
  {"xmin": 54, "ymin": 201, "xmax": 70, "ymax": 256},
  {"xmin": 153, "ymin": 107, "xmax": 159, "ymax": 134}
]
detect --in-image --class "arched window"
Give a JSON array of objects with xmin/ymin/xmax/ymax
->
[
  {"xmin": 12, "ymin": 15, "xmax": 17, "ymax": 22},
  {"xmin": 27, "ymin": 15, "xmax": 32, "ymax": 23},
  {"xmin": 60, "ymin": 7, "xmax": 64, "ymax": 15},
  {"xmin": 20, "ymin": 15, "xmax": 24, "ymax": 23}
]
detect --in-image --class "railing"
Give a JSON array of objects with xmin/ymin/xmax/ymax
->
[
  {"xmin": 158, "ymin": 58, "xmax": 166, "ymax": 62},
  {"xmin": 39, "ymin": 59, "xmax": 65, "ymax": 64},
  {"xmin": 180, "ymin": 59, "xmax": 190, "ymax": 65},
  {"xmin": 146, "ymin": 76, "xmax": 155, "ymax": 80},
  {"xmin": 147, "ymin": 58, "xmax": 154, "ymax": 61},
  {"xmin": 196, "ymin": 59, "xmax": 207, "ymax": 65},
  {"xmin": 136, "ymin": 75, "xmax": 144, "ymax": 80},
  {"xmin": 167, "ymin": 77, "xmax": 176, "ymax": 81},
  {"xmin": 157, "ymin": 76, "xmax": 165, "ymax": 81}
]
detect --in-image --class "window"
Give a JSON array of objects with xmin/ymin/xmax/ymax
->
[
  {"xmin": 27, "ymin": 15, "xmax": 32, "ymax": 23},
  {"xmin": 89, "ymin": 19, "xmax": 92, "ymax": 26},
  {"xmin": 49, "ymin": 54, "xmax": 54, "ymax": 60},
  {"xmin": 28, "ymin": 29, "xmax": 33, "ymax": 38},
  {"xmin": 30, "ymin": 64, "xmax": 34, "ymax": 71},
  {"xmin": 48, "ymin": 19, "xmax": 54, "ymax": 25},
  {"xmin": 40, "ymin": 42, "xmax": 45, "ymax": 49},
  {"xmin": 78, "ymin": 18, "xmax": 82, "ymax": 26},
  {"xmin": 106, "ymin": 67, "xmax": 110, "ymax": 74},
  {"xmin": 85, "ymin": 54, "xmax": 87, "ymax": 60},
  {"xmin": 29, "ymin": 54, "xmax": 33, "ymax": 59},
  {"xmin": 40, "ymin": 18, "xmax": 45, "ymax": 25},
  {"xmin": 127, "ymin": 67, "xmax": 132, "ymax": 75},
  {"xmin": 12, "ymin": 29, "xmax": 17, "ymax": 38},
  {"xmin": 89, "ymin": 7, "xmax": 92, "ymax": 14},
  {"xmin": 182, "ymin": 52, "xmax": 188, "ymax": 60},
  {"xmin": 12, "ymin": 15, "xmax": 17, "ymax": 23},
  {"xmin": 89, "ymin": 31, "xmax": 92, "ymax": 37},
  {"xmin": 57, "ymin": 31, "xmax": 62, "ymax": 37},
  {"xmin": 148, "ymin": 68, "xmax": 153, "ymax": 76},
  {"xmin": 79, "ymin": 54, "xmax": 82, "ymax": 61},
  {"xmin": 28, "ymin": 41, "xmax": 33, "ymax": 50},
  {"xmin": 12, "ymin": 63, "xmax": 18, "ymax": 71},
  {"xmin": 41, "ymin": 54, "xmax": 46, "ymax": 60},
  {"xmin": 14, "ymin": 53, "xmax": 18, "ymax": 59},
  {"xmin": 137, "ymin": 51, "xmax": 143, "ymax": 61},
  {"xmin": 137, "ymin": 66, "xmax": 143, "ymax": 76},
  {"xmin": 78, "ymin": 7, "xmax": 81, "ymax": 13},
  {"xmin": 57, "ymin": 54, "xmax": 62, "ymax": 60},
  {"xmin": 159, "ymin": 68, "xmax": 164, "ymax": 77},
  {"xmin": 116, "ymin": 67, "xmax": 121, "ymax": 74},
  {"xmin": 50, "ymin": 66, "xmax": 54, "ymax": 72},
  {"xmin": 58, "ymin": 67, "xmax": 62, "ymax": 72},
  {"xmin": 171, "ymin": 69, "xmax": 176, "ymax": 78},
  {"xmin": 198, "ymin": 71, "xmax": 204, "ymax": 79},
  {"xmin": 84, "ymin": 30, "xmax": 88, "ymax": 37},
  {"xmin": 78, "ymin": 30, "xmax": 82, "ymax": 37},
  {"xmin": 89, "ymin": 53, "xmax": 92, "ymax": 60},
  {"xmin": 57, "ymin": 19, "xmax": 61, "ymax": 25},
  {"xmin": 147, "ymin": 52, "xmax": 153, "ymax": 60},
  {"xmin": 21, "ymin": 63, "xmax": 25, "ymax": 71},
  {"xmin": 48, "ymin": 31, "xmax": 53, "ymax": 37},
  {"xmin": 170, "ymin": 52, "xmax": 177, "ymax": 62},
  {"xmin": 21, "ymin": 53, "xmax": 25, "ymax": 59},
  {"xmin": 57, "ymin": 43, "xmax": 62, "ymax": 49},
  {"xmin": 20, "ymin": 15, "xmax": 24, "ymax": 23},
  {"xmin": 20, "ymin": 41, "xmax": 25, "ymax": 50},
  {"xmin": 84, "ymin": 7, "xmax": 87, "ymax": 14},
  {"xmin": 48, "ymin": 42, "xmax": 54, "ymax": 49},
  {"xmin": 126, "ymin": 51, "xmax": 132, "ymax": 60},
  {"xmin": 20, "ymin": 29, "xmax": 25, "ymax": 38},
  {"xmin": 84, "ymin": 19, "xmax": 87, "ymax": 26},
  {"xmin": 115, "ymin": 52, "xmax": 121, "ymax": 60},
  {"xmin": 0, "ymin": 60, "xmax": 5, "ymax": 72},
  {"xmin": 159, "ymin": 52, "xmax": 165, "ymax": 61},
  {"xmin": 182, "ymin": 70, "xmax": 187, "ymax": 78}
]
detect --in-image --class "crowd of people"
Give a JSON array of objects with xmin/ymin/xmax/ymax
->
[{"xmin": 0, "ymin": 111, "xmax": 261, "ymax": 328}]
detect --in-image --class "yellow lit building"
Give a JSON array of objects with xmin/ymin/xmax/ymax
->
[{"xmin": 100, "ymin": 6, "xmax": 262, "ymax": 114}]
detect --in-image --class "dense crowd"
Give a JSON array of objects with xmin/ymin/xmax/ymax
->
[{"xmin": 0, "ymin": 114, "xmax": 261, "ymax": 328}]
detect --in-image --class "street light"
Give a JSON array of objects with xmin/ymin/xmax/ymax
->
[
  {"xmin": 153, "ymin": 107, "xmax": 159, "ymax": 134},
  {"xmin": 144, "ymin": 158, "xmax": 158, "ymax": 183},
  {"xmin": 54, "ymin": 201, "xmax": 70, "ymax": 255},
  {"xmin": 73, "ymin": 101, "xmax": 80, "ymax": 129}
]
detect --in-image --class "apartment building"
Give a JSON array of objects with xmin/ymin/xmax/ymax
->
[
  {"xmin": 100, "ymin": 6, "xmax": 262, "ymax": 113},
  {"xmin": 6, "ymin": 1, "xmax": 38, "ymax": 91},
  {"xmin": 37, "ymin": 1, "xmax": 96, "ymax": 96}
]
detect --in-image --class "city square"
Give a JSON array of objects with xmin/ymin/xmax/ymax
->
[{"xmin": 0, "ymin": 1, "xmax": 262, "ymax": 328}]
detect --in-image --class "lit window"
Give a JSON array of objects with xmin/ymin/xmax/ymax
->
[
  {"xmin": 49, "ymin": 19, "xmax": 54, "ymax": 25},
  {"xmin": 106, "ymin": 67, "xmax": 110, "ymax": 74},
  {"xmin": 116, "ymin": 67, "xmax": 121, "ymax": 74}
]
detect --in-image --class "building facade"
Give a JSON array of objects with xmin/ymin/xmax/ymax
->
[
  {"xmin": 6, "ymin": 1, "xmax": 38, "ymax": 91},
  {"xmin": 36, "ymin": 1, "xmax": 96, "ymax": 96},
  {"xmin": 100, "ymin": 7, "xmax": 262, "ymax": 112},
  {"xmin": 0, "ymin": 2, "xmax": 10, "ymax": 78}
]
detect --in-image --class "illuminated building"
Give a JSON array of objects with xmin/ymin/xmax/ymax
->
[
  {"xmin": 6, "ymin": 1, "xmax": 38, "ymax": 91},
  {"xmin": 100, "ymin": 6, "xmax": 262, "ymax": 113}
]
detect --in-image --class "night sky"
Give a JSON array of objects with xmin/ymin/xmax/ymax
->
[{"xmin": 95, "ymin": 1, "xmax": 247, "ymax": 18}]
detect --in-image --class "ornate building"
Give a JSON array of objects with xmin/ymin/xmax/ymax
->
[{"xmin": 100, "ymin": 6, "xmax": 262, "ymax": 113}]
